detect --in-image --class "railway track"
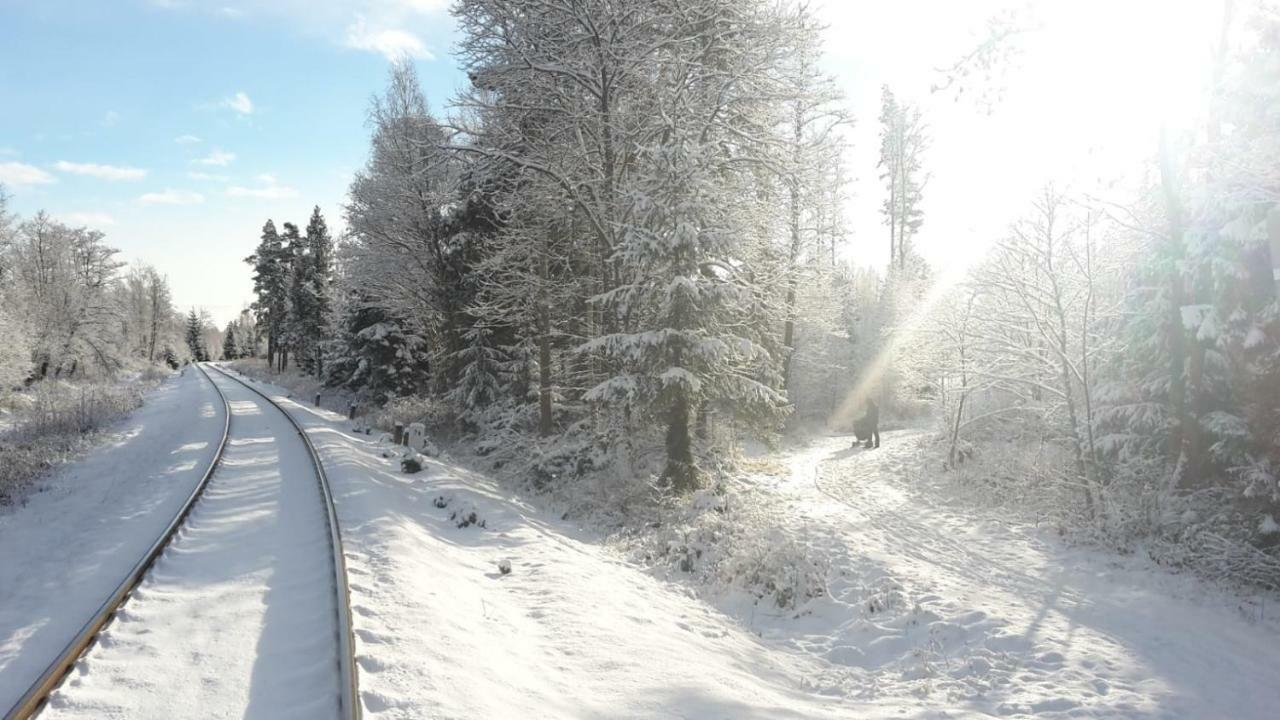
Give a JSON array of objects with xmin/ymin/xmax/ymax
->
[{"xmin": 4, "ymin": 363, "xmax": 360, "ymax": 720}]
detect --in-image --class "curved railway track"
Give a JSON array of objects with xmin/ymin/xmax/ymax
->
[{"xmin": 3, "ymin": 363, "xmax": 360, "ymax": 720}]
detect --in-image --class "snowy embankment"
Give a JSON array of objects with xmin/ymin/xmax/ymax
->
[
  {"xmin": 240, "ymin": 375, "xmax": 886, "ymax": 719},
  {"xmin": 0, "ymin": 369, "xmax": 224, "ymax": 710},
  {"xmin": 0, "ymin": 369, "xmax": 168, "ymax": 504}
]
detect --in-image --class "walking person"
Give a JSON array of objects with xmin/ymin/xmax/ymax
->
[{"xmin": 862, "ymin": 399, "xmax": 880, "ymax": 449}]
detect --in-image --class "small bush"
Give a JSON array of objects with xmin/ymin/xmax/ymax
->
[
  {"xmin": 401, "ymin": 455, "xmax": 423, "ymax": 474},
  {"xmin": 365, "ymin": 395, "xmax": 452, "ymax": 436},
  {"xmin": 628, "ymin": 483, "xmax": 829, "ymax": 609}
]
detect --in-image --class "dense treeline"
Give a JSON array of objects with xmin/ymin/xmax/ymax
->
[
  {"xmin": 289, "ymin": 0, "xmax": 876, "ymax": 494},
  {"xmin": 243, "ymin": 207, "xmax": 334, "ymax": 374}
]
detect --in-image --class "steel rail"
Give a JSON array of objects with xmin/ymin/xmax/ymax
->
[
  {"xmin": 206, "ymin": 364, "xmax": 361, "ymax": 720},
  {"xmin": 4, "ymin": 363, "xmax": 232, "ymax": 720}
]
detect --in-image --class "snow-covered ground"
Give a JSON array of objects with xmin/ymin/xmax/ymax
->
[
  {"xmin": 0, "ymin": 370, "xmax": 223, "ymax": 710},
  {"xmin": 234, "ymin": 372, "xmax": 1280, "ymax": 719},
  {"xmin": 242, "ymin": 376, "xmax": 886, "ymax": 719},
  {"xmin": 42, "ymin": 369, "xmax": 343, "ymax": 719},
  {"xmin": 7, "ymin": 365, "xmax": 1280, "ymax": 718},
  {"xmin": 736, "ymin": 429, "xmax": 1280, "ymax": 718}
]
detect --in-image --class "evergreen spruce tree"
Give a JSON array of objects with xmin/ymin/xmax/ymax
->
[
  {"xmin": 244, "ymin": 220, "xmax": 289, "ymax": 370},
  {"xmin": 583, "ymin": 141, "xmax": 788, "ymax": 492},
  {"xmin": 184, "ymin": 309, "xmax": 205, "ymax": 362},
  {"xmin": 326, "ymin": 288, "xmax": 430, "ymax": 404},
  {"xmin": 222, "ymin": 323, "xmax": 238, "ymax": 361},
  {"xmin": 448, "ymin": 319, "xmax": 503, "ymax": 425},
  {"xmin": 280, "ymin": 222, "xmax": 306, "ymax": 372},
  {"xmin": 304, "ymin": 206, "xmax": 333, "ymax": 377}
]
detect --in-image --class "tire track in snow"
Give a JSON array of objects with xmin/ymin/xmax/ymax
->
[{"xmin": 811, "ymin": 433, "xmax": 1091, "ymax": 611}]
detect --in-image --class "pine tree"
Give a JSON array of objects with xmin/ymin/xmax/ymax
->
[
  {"xmin": 245, "ymin": 220, "xmax": 288, "ymax": 370},
  {"xmin": 584, "ymin": 141, "xmax": 788, "ymax": 492},
  {"xmin": 326, "ymin": 288, "xmax": 431, "ymax": 404},
  {"xmin": 279, "ymin": 222, "xmax": 306, "ymax": 372},
  {"xmin": 222, "ymin": 323, "xmax": 238, "ymax": 361},
  {"xmin": 448, "ymin": 319, "xmax": 503, "ymax": 425},
  {"xmin": 304, "ymin": 206, "xmax": 333, "ymax": 377},
  {"xmin": 184, "ymin": 309, "xmax": 205, "ymax": 362}
]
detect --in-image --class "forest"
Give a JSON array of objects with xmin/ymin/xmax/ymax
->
[{"xmin": 3, "ymin": 0, "xmax": 1279, "ymax": 594}]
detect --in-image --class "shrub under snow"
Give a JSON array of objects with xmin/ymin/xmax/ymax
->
[
  {"xmin": 0, "ymin": 379, "xmax": 149, "ymax": 504},
  {"xmin": 625, "ymin": 482, "xmax": 829, "ymax": 610}
]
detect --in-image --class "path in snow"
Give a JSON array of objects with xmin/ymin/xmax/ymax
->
[
  {"xmin": 0, "ymin": 370, "xmax": 224, "ymax": 711},
  {"xmin": 762, "ymin": 429, "xmax": 1280, "ymax": 718},
  {"xmin": 41, "ymin": 370, "xmax": 342, "ymax": 720}
]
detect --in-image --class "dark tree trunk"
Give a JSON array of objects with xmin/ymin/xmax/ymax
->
[
  {"xmin": 538, "ymin": 306, "xmax": 553, "ymax": 437},
  {"xmin": 663, "ymin": 391, "xmax": 697, "ymax": 493},
  {"xmin": 1159, "ymin": 129, "xmax": 1190, "ymax": 483}
]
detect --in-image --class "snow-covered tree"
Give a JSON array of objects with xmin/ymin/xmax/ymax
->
[
  {"xmin": 325, "ymin": 287, "xmax": 431, "ymax": 404},
  {"xmin": 776, "ymin": 4, "xmax": 851, "ymax": 395},
  {"xmin": 184, "ymin": 308, "xmax": 206, "ymax": 362},
  {"xmin": 6, "ymin": 213, "xmax": 124, "ymax": 378},
  {"xmin": 878, "ymin": 86, "xmax": 928, "ymax": 270},
  {"xmin": 302, "ymin": 206, "xmax": 333, "ymax": 377},
  {"xmin": 222, "ymin": 323, "xmax": 238, "ymax": 361},
  {"xmin": 116, "ymin": 264, "xmax": 174, "ymax": 364},
  {"xmin": 245, "ymin": 220, "xmax": 289, "ymax": 370}
]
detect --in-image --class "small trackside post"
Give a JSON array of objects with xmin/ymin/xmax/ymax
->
[{"xmin": 348, "ymin": 403, "xmax": 357, "ymax": 420}]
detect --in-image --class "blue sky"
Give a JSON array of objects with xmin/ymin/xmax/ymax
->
[
  {"xmin": 0, "ymin": 0, "xmax": 1218, "ymax": 325},
  {"xmin": 1, "ymin": 0, "xmax": 463, "ymax": 324}
]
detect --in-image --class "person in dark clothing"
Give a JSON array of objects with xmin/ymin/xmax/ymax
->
[{"xmin": 861, "ymin": 399, "xmax": 880, "ymax": 449}]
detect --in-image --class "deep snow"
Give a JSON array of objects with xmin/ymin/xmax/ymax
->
[
  {"xmin": 0, "ymin": 369, "xmax": 223, "ymax": 711},
  {"xmin": 742, "ymin": 430, "xmax": 1280, "ymax": 717},
  {"xmin": 240, "ymin": 369, "xmax": 1280, "ymax": 719},
  {"xmin": 240, "ymin": 374, "xmax": 877, "ymax": 719},
  {"xmin": 7, "ymin": 363, "xmax": 1280, "ymax": 718},
  {"xmin": 41, "ymin": 369, "xmax": 342, "ymax": 719}
]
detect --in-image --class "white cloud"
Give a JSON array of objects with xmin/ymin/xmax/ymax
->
[
  {"xmin": 193, "ymin": 149, "xmax": 236, "ymax": 166},
  {"xmin": 0, "ymin": 161, "xmax": 55, "ymax": 186},
  {"xmin": 175, "ymin": 134, "xmax": 202, "ymax": 144},
  {"xmin": 345, "ymin": 15, "xmax": 432, "ymax": 60},
  {"xmin": 398, "ymin": 0, "xmax": 449, "ymax": 12},
  {"xmin": 62, "ymin": 211, "xmax": 117, "ymax": 227},
  {"xmin": 54, "ymin": 161, "xmax": 147, "ymax": 181},
  {"xmin": 254, "ymin": 173, "xmax": 277, "ymax": 184},
  {"xmin": 102, "ymin": 110, "xmax": 120, "ymax": 127},
  {"xmin": 226, "ymin": 183, "xmax": 299, "ymax": 200},
  {"xmin": 139, "ymin": 189, "xmax": 205, "ymax": 205},
  {"xmin": 222, "ymin": 91, "xmax": 254, "ymax": 115},
  {"xmin": 188, "ymin": 171, "xmax": 228, "ymax": 181}
]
